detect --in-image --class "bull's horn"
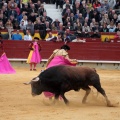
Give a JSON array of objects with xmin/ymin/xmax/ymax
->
[
  {"xmin": 32, "ymin": 77, "xmax": 39, "ymax": 82},
  {"xmin": 23, "ymin": 81, "xmax": 32, "ymax": 85}
]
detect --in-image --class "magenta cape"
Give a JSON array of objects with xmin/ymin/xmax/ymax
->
[
  {"xmin": 30, "ymin": 42, "xmax": 41, "ymax": 63},
  {"xmin": 46, "ymin": 56, "xmax": 76, "ymax": 69},
  {"xmin": 44, "ymin": 56, "xmax": 76, "ymax": 98},
  {"xmin": 0, "ymin": 53, "xmax": 16, "ymax": 74}
]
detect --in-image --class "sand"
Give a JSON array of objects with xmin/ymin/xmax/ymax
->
[{"xmin": 0, "ymin": 66, "xmax": 120, "ymax": 120}]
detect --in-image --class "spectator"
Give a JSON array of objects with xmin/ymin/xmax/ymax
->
[
  {"xmin": 20, "ymin": 3, "xmax": 30, "ymax": 16},
  {"xmin": 62, "ymin": 7, "xmax": 72, "ymax": 24},
  {"xmin": 108, "ymin": 9, "xmax": 115, "ymax": 21},
  {"xmin": 53, "ymin": 19, "xmax": 60, "ymax": 30},
  {"xmin": 14, "ymin": 3, "xmax": 20, "ymax": 15},
  {"xmin": 55, "ymin": 33, "xmax": 63, "ymax": 42},
  {"xmin": 78, "ymin": 13, "xmax": 84, "ymax": 25},
  {"xmin": 73, "ymin": 6, "xmax": 79, "ymax": 19},
  {"xmin": 82, "ymin": 22, "xmax": 91, "ymax": 32},
  {"xmin": 34, "ymin": 19, "xmax": 42, "ymax": 30},
  {"xmin": 115, "ymin": 23, "xmax": 120, "ymax": 32},
  {"xmin": 107, "ymin": 20, "xmax": 116, "ymax": 32},
  {"xmin": 114, "ymin": 31, "xmax": 120, "ymax": 39},
  {"xmin": 93, "ymin": 22, "xmax": 101, "ymax": 32},
  {"xmin": 91, "ymin": 10, "xmax": 101, "ymax": 22},
  {"xmin": 46, "ymin": 32, "xmax": 56, "ymax": 41},
  {"xmin": 86, "ymin": 0, "xmax": 92, "ymax": 10},
  {"xmin": 100, "ymin": 13, "xmax": 110, "ymax": 26},
  {"xmin": 55, "ymin": 0, "xmax": 60, "ymax": 9},
  {"xmin": 65, "ymin": 28, "xmax": 76, "ymax": 41},
  {"xmin": 21, "ymin": 0, "xmax": 30, "ymax": 5},
  {"xmin": 65, "ymin": 22, "xmax": 74, "ymax": 31},
  {"xmin": 8, "ymin": 0, "xmax": 16, "ymax": 10},
  {"xmin": 29, "ymin": 3, "xmax": 37, "ymax": 15},
  {"xmin": 45, "ymin": 21, "xmax": 51, "ymax": 31},
  {"xmin": 63, "ymin": 16, "xmax": 71, "ymax": 26},
  {"xmin": 83, "ymin": 17, "xmax": 91, "ymax": 26},
  {"xmin": 113, "ymin": 14, "xmax": 118, "ymax": 23},
  {"xmin": 0, "ymin": 20, "xmax": 5, "ymax": 30},
  {"xmin": 12, "ymin": 30, "xmax": 22, "ymax": 40},
  {"xmin": 91, "ymin": 30, "xmax": 101, "ymax": 38},
  {"xmin": 116, "ymin": 14, "xmax": 120, "ymax": 25},
  {"xmin": 114, "ymin": 0, "xmax": 120, "ymax": 9},
  {"xmin": 63, "ymin": 0, "xmax": 72, "ymax": 9},
  {"xmin": 20, "ymin": 21, "xmax": 26, "ymax": 30},
  {"xmin": 58, "ymin": 23, "xmax": 65, "ymax": 31},
  {"xmin": 5, "ymin": 19, "xmax": 13, "ymax": 39},
  {"xmin": 28, "ymin": 12, "xmax": 36, "ymax": 23},
  {"xmin": 9, "ymin": 15, "xmax": 17, "ymax": 27},
  {"xmin": 35, "ymin": 19, "xmax": 47, "ymax": 40},
  {"xmin": 70, "ymin": 13, "xmax": 75, "ymax": 25},
  {"xmin": 13, "ymin": 22, "xmax": 20, "ymax": 29},
  {"xmin": 74, "ymin": 22, "xmax": 83, "ymax": 37},
  {"xmin": 17, "ymin": 11, "xmax": 26, "ymax": 24},
  {"xmin": 43, "ymin": 12, "xmax": 53, "ymax": 24},
  {"xmin": 90, "ymin": 18, "xmax": 96, "ymax": 31},
  {"xmin": 100, "ymin": 22, "xmax": 109, "ymax": 32},
  {"xmin": 0, "ymin": 13, "xmax": 7, "ymax": 25},
  {"xmin": 103, "ymin": 0, "xmax": 110, "ymax": 11},
  {"xmin": 97, "ymin": 3, "xmax": 107, "ymax": 14},
  {"xmin": 84, "ymin": 9, "xmax": 92, "ymax": 23},
  {"xmin": 24, "ymin": 30, "xmax": 32, "ymax": 41},
  {"xmin": 26, "ymin": 20, "xmax": 34, "ymax": 36},
  {"xmin": 79, "ymin": 1, "xmax": 86, "ymax": 16},
  {"xmin": 21, "ymin": 15, "xmax": 28, "ymax": 26},
  {"xmin": 51, "ymin": 22, "xmax": 57, "ymax": 30},
  {"xmin": 1, "ymin": 5, "xmax": 8, "ymax": 19},
  {"xmin": 8, "ymin": 9, "xmax": 18, "ymax": 19},
  {"xmin": 38, "ymin": 4, "xmax": 46, "ymax": 16},
  {"xmin": 93, "ymin": 0, "xmax": 101, "ymax": 9},
  {"xmin": 35, "ymin": 0, "xmax": 41, "ymax": 11},
  {"xmin": 62, "ymin": 33, "xmax": 71, "ymax": 42}
]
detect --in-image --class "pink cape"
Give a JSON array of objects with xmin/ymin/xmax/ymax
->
[
  {"xmin": 44, "ymin": 56, "xmax": 76, "ymax": 98},
  {"xmin": 30, "ymin": 42, "xmax": 41, "ymax": 63},
  {"xmin": 0, "ymin": 53, "xmax": 16, "ymax": 74}
]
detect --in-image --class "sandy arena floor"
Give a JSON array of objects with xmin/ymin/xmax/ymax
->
[{"xmin": 0, "ymin": 66, "xmax": 120, "ymax": 120}]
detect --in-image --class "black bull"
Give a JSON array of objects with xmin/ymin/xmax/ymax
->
[{"xmin": 24, "ymin": 65, "xmax": 112, "ymax": 107}]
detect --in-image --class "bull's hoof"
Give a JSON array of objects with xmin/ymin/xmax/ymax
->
[
  {"xmin": 82, "ymin": 100, "xmax": 86, "ymax": 104},
  {"xmin": 107, "ymin": 102, "xmax": 119, "ymax": 107},
  {"xmin": 65, "ymin": 101, "xmax": 69, "ymax": 105},
  {"xmin": 82, "ymin": 98, "xmax": 87, "ymax": 104},
  {"xmin": 107, "ymin": 103, "xmax": 114, "ymax": 107}
]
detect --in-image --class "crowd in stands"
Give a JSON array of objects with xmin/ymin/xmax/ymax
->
[{"xmin": 0, "ymin": 0, "xmax": 120, "ymax": 42}]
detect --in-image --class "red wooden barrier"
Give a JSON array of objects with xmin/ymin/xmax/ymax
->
[{"xmin": 2, "ymin": 40, "xmax": 120, "ymax": 61}]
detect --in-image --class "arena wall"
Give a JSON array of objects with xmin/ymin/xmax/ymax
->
[{"xmin": 3, "ymin": 40, "xmax": 120, "ymax": 70}]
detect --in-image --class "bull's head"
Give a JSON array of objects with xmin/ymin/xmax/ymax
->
[{"xmin": 24, "ymin": 77, "xmax": 42, "ymax": 96}]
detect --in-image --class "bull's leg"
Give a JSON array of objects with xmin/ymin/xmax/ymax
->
[
  {"xmin": 54, "ymin": 93, "xmax": 59, "ymax": 100},
  {"xmin": 52, "ymin": 93, "xmax": 59, "ymax": 104},
  {"xmin": 93, "ymin": 85, "xmax": 111, "ymax": 107},
  {"xmin": 82, "ymin": 86, "xmax": 91, "ymax": 104},
  {"xmin": 60, "ymin": 93, "xmax": 69, "ymax": 104}
]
